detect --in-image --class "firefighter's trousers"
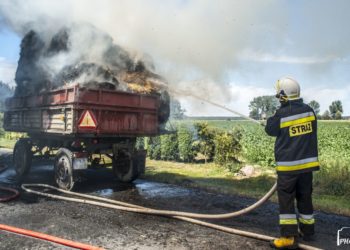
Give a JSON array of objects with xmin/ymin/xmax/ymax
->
[{"xmin": 277, "ymin": 172, "xmax": 315, "ymax": 237}]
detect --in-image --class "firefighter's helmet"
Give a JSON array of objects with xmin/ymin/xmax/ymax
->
[{"xmin": 275, "ymin": 77, "xmax": 300, "ymax": 102}]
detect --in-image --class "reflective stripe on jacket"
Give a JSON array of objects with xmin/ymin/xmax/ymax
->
[{"xmin": 265, "ymin": 99, "xmax": 320, "ymax": 174}]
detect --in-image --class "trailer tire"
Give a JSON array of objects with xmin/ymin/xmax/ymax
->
[
  {"xmin": 112, "ymin": 152, "xmax": 137, "ymax": 183},
  {"xmin": 54, "ymin": 148, "xmax": 74, "ymax": 190},
  {"xmin": 13, "ymin": 139, "xmax": 32, "ymax": 179}
]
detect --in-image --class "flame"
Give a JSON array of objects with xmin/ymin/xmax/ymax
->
[{"xmin": 120, "ymin": 71, "xmax": 165, "ymax": 94}]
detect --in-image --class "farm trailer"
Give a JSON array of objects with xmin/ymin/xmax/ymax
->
[{"xmin": 3, "ymin": 84, "xmax": 167, "ymax": 190}]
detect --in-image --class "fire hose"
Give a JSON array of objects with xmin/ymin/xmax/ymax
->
[
  {"xmin": 21, "ymin": 184, "xmax": 321, "ymax": 250},
  {"xmin": 22, "ymin": 183, "xmax": 276, "ymax": 219},
  {"xmin": 0, "ymin": 186, "xmax": 20, "ymax": 202},
  {"xmin": 0, "ymin": 224, "xmax": 103, "ymax": 250}
]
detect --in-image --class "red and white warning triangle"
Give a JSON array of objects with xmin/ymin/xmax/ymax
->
[{"xmin": 78, "ymin": 110, "xmax": 97, "ymax": 128}]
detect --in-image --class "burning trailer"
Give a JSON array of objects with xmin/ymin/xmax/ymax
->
[{"xmin": 3, "ymin": 23, "xmax": 170, "ymax": 190}]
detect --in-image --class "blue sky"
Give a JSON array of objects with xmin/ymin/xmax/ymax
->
[
  {"xmin": 0, "ymin": 0, "xmax": 349, "ymax": 116},
  {"xmin": 0, "ymin": 27, "xmax": 19, "ymax": 63},
  {"xmin": 0, "ymin": 26, "xmax": 20, "ymax": 86}
]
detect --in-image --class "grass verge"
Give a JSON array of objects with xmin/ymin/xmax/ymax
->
[
  {"xmin": 144, "ymin": 159, "xmax": 350, "ymax": 216},
  {"xmin": 0, "ymin": 138, "xmax": 16, "ymax": 149}
]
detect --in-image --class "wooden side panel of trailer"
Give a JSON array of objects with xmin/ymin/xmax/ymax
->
[
  {"xmin": 4, "ymin": 106, "xmax": 74, "ymax": 134},
  {"xmin": 4, "ymin": 85, "xmax": 161, "ymax": 137}
]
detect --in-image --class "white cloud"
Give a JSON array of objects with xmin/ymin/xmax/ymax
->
[
  {"xmin": 239, "ymin": 50, "xmax": 338, "ymax": 64},
  {"xmin": 303, "ymin": 86, "xmax": 350, "ymax": 115},
  {"xmin": 0, "ymin": 57, "xmax": 16, "ymax": 85},
  {"xmin": 180, "ymin": 83, "xmax": 271, "ymax": 117},
  {"xmin": 181, "ymin": 83, "xmax": 350, "ymax": 117}
]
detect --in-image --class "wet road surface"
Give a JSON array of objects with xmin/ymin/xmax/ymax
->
[{"xmin": 0, "ymin": 149, "xmax": 349, "ymax": 249}]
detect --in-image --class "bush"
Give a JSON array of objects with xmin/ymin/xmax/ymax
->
[
  {"xmin": 147, "ymin": 136, "xmax": 161, "ymax": 160},
  {"xmin": 135, "ymin": 137, "xmax": 145, "ymax": 150},
  {"xmin": 177, "ymin": 125, "xmax": 196, "ymax": 162},
  {"xmin": 224, "ymin": 162, "xmax": 242, "ymax": 173},
  {"xmin": 160, "ymin": 133, "xmax": 179, "ymax": 161},
  {"xmin": 214, "ymin": 128, "xmax": 242, "ymax": 165},
  {"xmin": 194, "ymin": 122, "xmax": 216, "ymax": 163}
]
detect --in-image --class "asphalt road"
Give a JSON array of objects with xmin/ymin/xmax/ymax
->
[{"xmin": 0, "ymin": 149, "xmax": 349, "ymax": 250}]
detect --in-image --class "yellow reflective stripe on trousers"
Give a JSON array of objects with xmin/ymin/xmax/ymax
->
[
  {"xmin": 276, "ymin": 161, "xmax": 319, "ymax": 172},
  {"xmin": 280, "ymin": 219, "xmax": 298, "ymax": 225},
  {"xmin": 280, "ymin": 115, "xmax": 315, "ymax": 128},
  {"xmin": 299, "ymin": 218, "xmax": 315, "ymax": 225}
]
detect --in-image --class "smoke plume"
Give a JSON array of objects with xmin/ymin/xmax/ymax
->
[
  {"xmin": 1, "ymin": 0, "xmax": 349, "ymax": 112},
  {"xmin": 13, "ymin": 23, "xmax": 165, "ymax": 95},
  {"xmin": 0, "ymin": 0, "xmax": 287, "ymax": 100}
]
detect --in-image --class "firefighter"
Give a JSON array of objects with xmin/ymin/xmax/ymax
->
[{"xmin": 265, "ymin": 77, "xmax": 319, "ymax": 249}]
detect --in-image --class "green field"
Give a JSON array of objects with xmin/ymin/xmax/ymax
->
[
  {"xmin": 144, "ymin": 119, "xmax": 350, "ymax": 215},
  {"xmin": 181, "ymin": 119, "xmax": 350, "ymax": 167}
]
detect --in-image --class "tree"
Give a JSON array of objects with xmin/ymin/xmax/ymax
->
[
  {"xmin": 170, "ymin": 99, "xmax": 186, "ymax": 120},
  {"xmin": 335, "ymin": 110, "xmax": 342, "ymax": 120},
  {"xmin": 249, "ymin": 95, "xmax": 279, "ymax": 120},
  {"xmin": 322, "ymin": 110, "xmax": 331, "ymax": 120},
  {"xmin": 329, "ymin": 100, "xmax": 343, "ymax": 119},
  {"xmin": 308, "ymin": 100, "xmax": 320, "ymax": 116},
  {"xmin": 160, "ymin": 133, "xmax": 179, "ymax": 161}
]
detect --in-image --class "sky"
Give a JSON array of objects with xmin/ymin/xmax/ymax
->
[{"xmin": 0, "ymin": 0, "xmax": 350, "ymax": 116}]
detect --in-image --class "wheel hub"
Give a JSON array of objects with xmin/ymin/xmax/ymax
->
[{"xmin": 57, "ymin": 158, "xmax": 69, "ymax": 181}]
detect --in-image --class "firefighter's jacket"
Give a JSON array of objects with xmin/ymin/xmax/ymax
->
[{"xmin": 265, "ymin": 99, "xmax": 320, "ymax": 174}]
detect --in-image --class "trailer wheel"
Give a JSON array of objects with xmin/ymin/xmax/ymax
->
[
  {"xmin": 113, "ymin": 152, "xmax": 137, "ymax": 183},
  {"xmin": 13, "ymin": 139, "xmax": 32, "ymax": 179},
  {"xmin": 54, "ymin": 148, "xmax": 74, "ymax": 190}
]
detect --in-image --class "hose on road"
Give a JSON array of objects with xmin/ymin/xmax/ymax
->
[
  {"xmin": 22, "ymin": 183, "xmax": 277, "ymax": 219},
  {"xmin": 0, "ymin": 186, "xmax": 20, "ymax": 202},
  {"xmin": 0, "ymin": 224, "xmax": 103, "ymax": 250},
  {"xmin": 22, "ymin": 183, "xmax": 321, "ymax": 250}
]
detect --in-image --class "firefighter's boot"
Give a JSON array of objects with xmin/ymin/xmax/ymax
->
[{"xmin": 270, "ymin": 237, "xmax": 297, "ymax": 249}]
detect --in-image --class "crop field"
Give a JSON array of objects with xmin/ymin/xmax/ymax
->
[
  {"xmin": 193, "ymin": 120, "xmax": 350, "ymax": 167},
  {"xmin": 178, "ymin": 119, "xmax": 350, "ymax": 199}
]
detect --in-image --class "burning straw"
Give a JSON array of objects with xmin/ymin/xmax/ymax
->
[{"xmin": 13, "ymin": 22, "xmax": 170, "ymax": 124}]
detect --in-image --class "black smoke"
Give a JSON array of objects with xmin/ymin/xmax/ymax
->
[
  {"xmin": 14, "ymin": 23, "xmax": 169, "ymax": 125},
  {"xmin": 15, "ymin": 23, "xmax": 160, "ymax": 95}
]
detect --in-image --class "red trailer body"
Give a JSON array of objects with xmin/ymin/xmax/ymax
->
[
  {"xmin": 3, "ymin": 84, "xmax": 167, "ymax": 190},
  {"xmin": 4, "ymin": 84, "xmax": 160, "ymax": 137}
]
